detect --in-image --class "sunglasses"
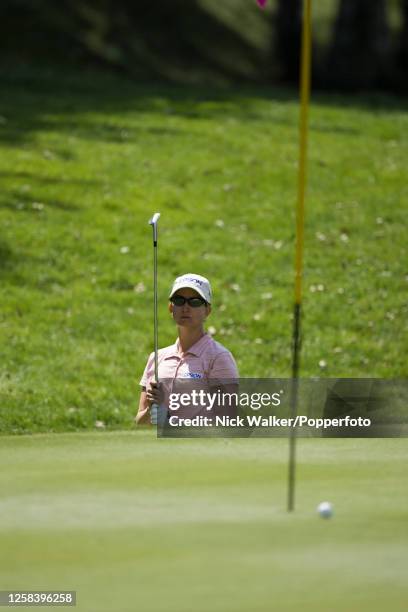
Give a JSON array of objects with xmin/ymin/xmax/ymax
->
[{"xmin": 170, "ymin": 295, "xmax": 207, "ymax": 307}]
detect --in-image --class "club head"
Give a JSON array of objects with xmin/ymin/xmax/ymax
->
[
  {"xmin": 149, "ymin": 212, "xmax": 160, "ymax": 243},
  {"xmin": 149, "ymin": 213, "xmax": 160, "ymax": 226}
]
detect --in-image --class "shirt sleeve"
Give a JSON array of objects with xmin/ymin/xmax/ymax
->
[
  {"xmin": 139, "ymin": 352, "xmax": 155, "ymax": 387},
  {"xmin": 209, "ymin": 351, "xmax": 239, "ymax": 379}
]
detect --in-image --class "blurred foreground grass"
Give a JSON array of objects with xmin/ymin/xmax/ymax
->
[{"xmin": 0, "ymin": 432, "xmax": 407, "ymax": 611}]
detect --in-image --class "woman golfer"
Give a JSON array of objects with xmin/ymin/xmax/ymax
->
[{"xmin": 135, "ymin": 273, "xmax": 239, "ymax": 425}]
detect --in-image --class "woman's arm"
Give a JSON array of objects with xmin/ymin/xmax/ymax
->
[
  {"xmin": 135, "ymin": 388, "xmax": 150, "ymax": 425},
  {"xmin": 208, "ymin": 351, "xmax": 239, "ymax": 417}
]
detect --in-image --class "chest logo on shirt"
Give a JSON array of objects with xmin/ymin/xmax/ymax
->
[{"xmin": 182, "ymin": 372, "xmax": 203, "ymax": 379}]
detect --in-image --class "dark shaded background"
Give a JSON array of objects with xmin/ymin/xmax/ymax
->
[{"xmin": 1, "ymin": 0, "xmax": 407, "ymax": 92}]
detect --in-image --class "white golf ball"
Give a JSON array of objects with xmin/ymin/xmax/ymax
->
[{"xmin": 317, "ymin": 501, "xmax": 333, "ymax": 519}]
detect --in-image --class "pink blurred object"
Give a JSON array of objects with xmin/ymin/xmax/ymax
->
[{"xmin": 256, "ymin": 0, "xmax": 267, "ymax": 8}]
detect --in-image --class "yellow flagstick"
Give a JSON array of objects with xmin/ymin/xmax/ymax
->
[{"xmin": 288, "ymin": 0, "xmax": 313, "ymax": 512}]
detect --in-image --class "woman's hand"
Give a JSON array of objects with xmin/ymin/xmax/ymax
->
[{"xmin": 146, "ymin": 380, "xmax": 164, "ymax": 407}]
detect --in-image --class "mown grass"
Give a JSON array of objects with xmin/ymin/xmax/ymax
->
[
  {"xmin": 0, "ymin": 66, "xmax": 407, "ymax": 433},
  {"xmin": 0, "ymin": 433, "xmax": 407, "ymax": 611}
]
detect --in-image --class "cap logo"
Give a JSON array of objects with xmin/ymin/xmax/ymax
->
[{"xmin": 179, "ymin": 277, "xmax": 203, "ymax": 286}]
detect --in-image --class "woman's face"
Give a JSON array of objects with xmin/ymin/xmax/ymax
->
[{"xmin": 169, "ymin": 288, "xmax": 211, "ymax": 329}]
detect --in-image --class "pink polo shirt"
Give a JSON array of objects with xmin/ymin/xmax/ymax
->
[{"xmin": 140, "ymin": 333, "xmax": 238, "ymax": 408}]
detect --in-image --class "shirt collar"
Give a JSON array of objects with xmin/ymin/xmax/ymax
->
[{"xmin": 175, "ymin": 333, "xmax": 211, "ymax": 357}]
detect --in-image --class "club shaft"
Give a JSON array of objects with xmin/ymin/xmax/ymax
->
[
  {"xmin": 149, "ymin": 213, "xmax": 160, "ymax": 384},
  {"xmin": 153, "ymin": 238, "xmax": 159, "ymax": 382}
]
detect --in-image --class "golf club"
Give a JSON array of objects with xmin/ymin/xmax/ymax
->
[{"xmin": 149, "ymin": 212, "xmax": 160, "ymax": 425}]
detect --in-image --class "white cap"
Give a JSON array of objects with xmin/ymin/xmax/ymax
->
[{"xmin": 169, "ymin": 273, "xmax": 212, "ymax": 304}]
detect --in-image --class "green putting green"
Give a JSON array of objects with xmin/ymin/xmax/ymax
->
[{"xmin": 0, "ymin": 432, "xmax": 406, "ymax": 611}]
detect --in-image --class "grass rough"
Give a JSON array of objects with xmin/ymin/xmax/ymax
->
[{"xmin": 0, "ymin": 67, "xmax": 407, "ymax": 433}]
